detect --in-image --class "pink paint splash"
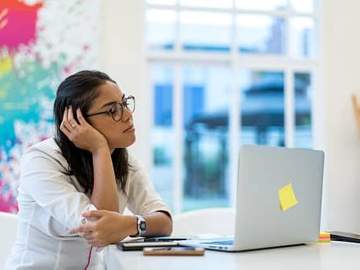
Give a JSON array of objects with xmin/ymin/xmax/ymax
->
[
  {"xmin": 0, "ymin": 0, "xmax": 43, "ymax": 52},
  {"xmin": 0, "ymin": 181, "xmax": 18, "ymax": 213}
]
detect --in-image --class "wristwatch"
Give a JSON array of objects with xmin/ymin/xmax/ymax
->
[{"xmin": 134, "ymin": 215, "xmax": 146, "ymax": 237}]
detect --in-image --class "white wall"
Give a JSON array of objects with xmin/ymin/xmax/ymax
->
[
  {"xmin": 99, "ymin": 0, "xmax": 151, "ymax": 170},
  {"xmin": 321, "ymin": 0, "xmax": 360, "ymax": 233}
]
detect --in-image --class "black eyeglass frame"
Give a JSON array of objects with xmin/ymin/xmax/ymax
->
[{"xmin": 85, "ymin": 95, "xmax": 135, "ymax": 122}]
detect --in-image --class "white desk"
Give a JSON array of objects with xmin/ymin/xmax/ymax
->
[{"xmin": 104, "ymin": 242, "xmax": 359, "ymax": 270}]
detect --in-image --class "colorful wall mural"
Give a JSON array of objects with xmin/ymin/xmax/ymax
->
[{"xmin": 0, "ymin": 0, "xmax": 100, "ymax": 212}]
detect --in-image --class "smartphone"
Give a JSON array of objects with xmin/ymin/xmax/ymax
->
[{"xmin": 143, "ymin": 247, "xmax": 205, "ymax": 256}]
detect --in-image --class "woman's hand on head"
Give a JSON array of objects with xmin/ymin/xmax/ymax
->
[
  {"xmin": 60, "ymin": 107, "xmax": 109, "ymax": 154},
  {"xmin": 71, "ymin": 210, "xmax": 137, "ymax": 248}
]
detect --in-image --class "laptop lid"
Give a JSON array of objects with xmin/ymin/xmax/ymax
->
[{"xmin": 233, "ymin": 145, "xmax": 324, "ymax": 250}]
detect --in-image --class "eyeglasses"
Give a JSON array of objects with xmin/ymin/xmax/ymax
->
[{"xmin": 85, "ymin": 95, "xmax": 135, "ymax": 122}]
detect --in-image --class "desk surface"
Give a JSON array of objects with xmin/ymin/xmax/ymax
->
[{"xmin": 104, "ymin": 242, "xmax": 359, "ymax": 270}]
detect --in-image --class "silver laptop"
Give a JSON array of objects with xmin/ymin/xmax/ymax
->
[{"xmin": 183, "ymin": 144, "xmax": 324, "ymax": 252}]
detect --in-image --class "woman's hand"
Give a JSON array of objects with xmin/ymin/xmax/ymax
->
[
  {"xmin": 71, "ymin": 210, "xmax": 137, "ymax": 247},
  {"xmin": 60, "ymin": 107, "xmax": 108, "ymax": 153}
]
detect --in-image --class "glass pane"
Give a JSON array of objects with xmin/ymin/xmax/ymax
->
[
  {"xmin": 289, "ymin": 17, "xmax": 315, "ymax": 58},
  {"xmin": 290, "ymin": 0, "xmax": 314, "ymax": 13},
  {"xmin": 146, "ymin": 9, "xmax": 176, "ymax": 51},
  {"xmin": 180, "ymin": 11, "xmax": 231, "ymax": 52},
  {"xmin": 147, "ymin": 0, "xmax": 176, "ymax": 6},
  {"xmin": 294, "ymin": 72, "xmax": 312, "ymax": 148},
  {"xmin": 180, "ymin": 0, "xmax": 233, "ymax": 9},
  {"xmin": 182, "ymin": 65, "xmax": 231, "ymax": 211},
  {"xmin": 240, "ymin": 70, "xmax": 285, "ymax": 146},
  {"xmin": 151, "ymin": 64, "xmax": 175, "ymax": 209},
  {"xmin": 236, "ymin": 0, "xmax": 287, "ymax": 11},
  {"xmin": 237, "ymin": 15, "xmax": 285, "ymax": 55}
]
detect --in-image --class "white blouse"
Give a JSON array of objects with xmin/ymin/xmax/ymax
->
[{"xmin": 5, "ymin": 137, "xmax": 171, "ymax": 269}]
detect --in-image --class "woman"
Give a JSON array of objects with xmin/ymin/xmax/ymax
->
[{"xmin": 6, "ymin": 70, "xmax": 172, "ymax": 269}]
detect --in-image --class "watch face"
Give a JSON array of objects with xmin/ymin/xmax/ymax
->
[{"xmin": 140, "ymin": 222, "xmax": 146, "ymax": 230}]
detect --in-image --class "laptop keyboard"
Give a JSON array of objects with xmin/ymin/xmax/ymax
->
[{"xmin": 204, "ymin": 240, "xmax": 234, "ymax": 246}]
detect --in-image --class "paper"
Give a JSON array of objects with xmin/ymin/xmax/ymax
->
[{"xmin": 278, "ymin": 183, "xmax": 298, "ymax": 211}]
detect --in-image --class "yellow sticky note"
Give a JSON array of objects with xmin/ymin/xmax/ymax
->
[{"xmin": 278, "ymin": 183, "xmax": 298, "ymax": 211}]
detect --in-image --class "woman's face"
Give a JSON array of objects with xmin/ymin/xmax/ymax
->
[{"xmin": 86, "ymin": 81, "xmax": 136, "ymax": 149}]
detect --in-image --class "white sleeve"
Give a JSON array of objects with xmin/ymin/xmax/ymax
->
[
  {"xmin": 20, "ymin": 147, "xmax": 96, "ymax": 232},
  {"xmin": 126, "ymin": 156, "xmax": 172, "ymax": 218}
]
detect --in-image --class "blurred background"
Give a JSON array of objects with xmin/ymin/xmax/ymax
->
[{"xmin": 0, "ymin": 0, "xmax": 359, "ymax": 233}]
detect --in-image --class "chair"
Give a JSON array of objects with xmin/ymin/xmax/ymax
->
[
  {"xmin": 0, "ymin": 211, "xmax": 18, "ymax": 269},
  {"xmin": 172, "ymin": 207, "xmax": 235, "ymax": 236}
]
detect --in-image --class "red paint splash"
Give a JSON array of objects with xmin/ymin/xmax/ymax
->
[{"xmin": 0, "ymin": 0, "xmax": 43, "ymax": 51}]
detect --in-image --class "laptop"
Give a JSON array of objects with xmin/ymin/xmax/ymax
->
[{"xmin": 182, "ymin": 145, "xmax": 324, "ymax": 252}]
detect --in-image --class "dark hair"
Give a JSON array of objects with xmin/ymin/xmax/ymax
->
[{"xmin": 53, "ymin": 70, "xmax": 128, "ymax": 194}]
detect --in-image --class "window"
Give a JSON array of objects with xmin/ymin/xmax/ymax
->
[
  {"xmin": 146, "ymin": 0, "xmax": 318, "ymax": 213},
  {"xmin": 150, "ymin": 64, "xmax": 175, "ymax": 210}
]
